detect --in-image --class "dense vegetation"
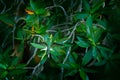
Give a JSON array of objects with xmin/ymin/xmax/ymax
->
[{"xmin": 0, "ymin": 0, "xmax": 120, "ymax": 80}]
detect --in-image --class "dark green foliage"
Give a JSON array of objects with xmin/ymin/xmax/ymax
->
[{"xmin": 0, "ymin": 0, "xmax": 120, "ymax": 80}]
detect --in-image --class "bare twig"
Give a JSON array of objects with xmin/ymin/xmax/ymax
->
[
  {"xmin": 60, "ymin": 47, "xmax": 71, "ymax": 80},
  {"xmin": 60, "ymin": 22, "xmax": 79, "ymax": 80},
  {"xmin": 51, "ymin": 23, "xmax": 72, "ymax": 29},
  {"xmin": 93, "ymin": 23, "xmax": 106, "ymax": 30},
  {"xmin": 33, "ymin": 34, "xmax": 44, "ymax": 41},
  {"xmin": 87, "ymin": 59, "xmax": 96, "ymax": 67},
  {"xmin": 46, "ymin": 5, "xmax": 68, "ymax": 24},
  {"xmin": 5, "ymin": 4, "xmax": 13, "ymax": 13},
  {"xmin": 12, "ymin": 0, "xmax": 25, "ymax": 49},
  {"xmin": 32, "ymin": 62, "xmax": 41, "ymax": 74},
  {"xmin": 24, "ymin": 67, "xmax": 34, "ymax": 70},
  {"xmin": 32, "ymin": 50, "xmax": 47, "ymax": 76},
  {"xmin": 12, "ymin": 17, "xmax": 25, "ymax": 49},
  {"xmin": 78, "ymin": 0, "xmax": 83, "ymax": 12},
  {"xmin": 27, "ymin": 36, "xmax": 41, "ymax": 65},
  {"xmin": 46, "ymin": 30, "xmax": 57, "ymax": 33},
  {"xmin": 63, "ymin": 22, "xmax": 80, "ymax": 43},
  {"xmin": 103, "ymin": 2, "xmax": 105, "ymax": 8},
  {"xmin": 12, "ymin": 24, "xmax": 16, "ymax": 49},
  {"xmin": 61, "ymin": 27, "xmax": 73, "ymax": 32},
  {"xmin": 0, "ymin": 0, "xmax": 6, "ymax": 14},
  {"xmin": 1, "ymin": 31, "xmax": 13, "ymax": 48},
  {"xmin": 85, "ymin": 47, "xmax": 88, "ymax": 53}
]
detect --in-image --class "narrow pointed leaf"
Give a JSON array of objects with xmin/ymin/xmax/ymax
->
[
  {"xmin": 82, "ymin": 48, "xmax": 93, "ymax": 66},
  {"xmin": 76, "ymin": 37, "xmax": 90, "ymax": 48}
]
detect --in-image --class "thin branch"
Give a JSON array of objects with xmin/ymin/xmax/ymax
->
[
  {"xmin": 60, "ymin": 22, "xmax": 79, "ymax": 80},
  {"xmin": 61, "ymin": 27, "xmax": 73, "ymax": 32},
  {"xmin": 27, "ymin": 46, "xmax": 38, "ymax": 65},
  {"xmin": 60, "ymin": 47, "xmax": 71, "ymax": 80},
  {"xmin": 33, "ymin": 34, "xmax": 44, "ymax": 41},
  {"xmin": 87, "ymin": 59, "xmax": 96, "ymax": 67},
  {"xmin": 32, "ymin": 62, "xmax": 41, "ymax": 75},
  {"xmin": 32, "ymin": 51, "xmax": 47, "ymax": 75},
  {"xmin": 12, "ymin": 24, "xmax": 16, "ymax": 49},
  {"xmin": 46, "ymin": 26, "xmax": 73, "ymax": 33},
  {"xmin": 5, "ymin": 4, "xmax": 13, "ymax": 13},
  {"xmin": 2, "ymin": 31, "xmax": 12, "ymax": 48},
  {"xmin": 103, "ymin": 2, "xmax": 105, "ymax": 8},
  {"xmin": 46, "ymin": 30, "xmax": 57, "ymax": 33},
  {"xmin": 58, "ymin": 0, "xmax": 63, "ymax": 3},
  {"xmin": 62, "ymin": 47, "xmax": 71, "ymax": 64},
  {"xmin": 93, "ymin": 23, "xmax": 106, "ymax": 30},
  {"xmin": 0, "ymin": 0, "xmax": 6, "ymax": 14},
  {"xmin": 46, "ymin": 5, "xmax": 68, "ymax": 23},
  {"xmin": 53, "ymin": 0, "xmax": 56, "ymax": 6},
  {"xmin": 85, "ymin": 47, "xmax": 88, "ymax": 53},
  {"xmin": 12, "ymin": 0, "xmax": 24, "ymax": 49},
  {"xmin": 63, "ymin": 22, "xmax": 80, "ymax": 43},
  {"xmin": 12, "ymin": 17, "xmax": 25, "ymax": 49},
  {"xmin": 14, "ymin": 0, "xmax": 24, "ymax": 21},
  {"xmin": 24, "ymin": 67, "xmax": 34, "ymax": 70},
  {"xmin": 27, "ymin": 36, "xmax": 41, "ymax": 65},
  {"xmin": 51, "ymin": 23, "xmax": 72, "ymax": 29},
  {"xmin": 59, "ymin": 0, "xmax": 66, "ymax": 4},
  {"xmin": 46, "ymin": 5, "xmax": 67, "ymax": 16},
  {"xmin": 78, "ymin": 0, "xmax": 83, "ymax": 12}
]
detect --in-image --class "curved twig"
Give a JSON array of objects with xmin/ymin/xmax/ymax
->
[{"xmin": 0, "ymin": 0, "xmax": 6, "ymax": 14}]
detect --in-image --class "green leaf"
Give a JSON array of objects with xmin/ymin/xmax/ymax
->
[
  {"xmin": 91, "ymin": 0, "xmax": 104, "ymax": 13},
  {"xmin": 97, "ymin": 46, "xmax": 112, "ymax": 59},
  {"xmin": 0, "ymin": 64, "xmax": 7, "ymax": 69},
  {"xmin": 83, "ymin": 0, "xmax": 91, "ymax": 11},
  {"xmin": 96, "ymin": 19, "xmax": 107, "ymax": 29},
  {"xmin": 58, "ymin": 63, "xmax": 77, "ymax": 70},
  {"xmin": 0, "ymin": 71, "xmax": 8, "ymax": 78},
  {"xmin": 68, "ymin": 54, "xmax": 76, "ymax": 63},
  {"xmin": 14, "ymin": 64, "xmax": 26, "ymax": 69},
  {"xmin": 65, "ymin": 70, "xmax": 78, "ymax": 77},
  {"xmin": 31, "ymin": 43, "xmax": 46, "ymax": 49},
  {"xmin": 82, "ymin": 68, "xmax": 98, "ymax": 73},
  {"xmin": 35, "ymin": 25, "xmax": 47, "ymax": 34},
  {"xmin": 9, "ymin": 69, "xmax": 26, "ymax": 75},
  {"xmin": 0, "ymin": 14, "xmax": 14, "ymax": 27},
  {"xmin": 92, "ymin": 46, "xmax": 98, "ymax": 59},
  {"xmin": 26, "ymin": 15, "xmax": 37, "ymax": 24},
  {"xmin": 86, "ymin": 15, "xmax": 93, "ymax": 39},
  {"xmin": 44, "ymin": 34, "xmax": 52, "ymax": 47},
  {"xmin": 30, "ymin": 0, "xmax": 46, "ymax": 15},
  {"xmin": 76, "ymin": 23, "xmax": 86, "ymax": 34},
  {"xmin": 74, "ymin": 13, "xmax": 89, "ymax": 20},
  {"xmin": 93, "ymin": 26, "xmax": 105, "ymax": 42},
  {"xmin": 76, "ymin": 37, "xmax": 90, "ymax": 48},
  {"xmin": 40, "ymin": 53, "xmax": 47, "ymax": 65},
  {"xmin": 71, "ymin": 52, "xmax": 78, "ymax": 62},
  {"xmin": 50, "ymin": 46, "xmax": 63, "ymax": 56},
  {"xmin": 35, "ymin": 8, "xmax": 46, "ymax": 15},
  {"xmin": 30, "ymin": 0, "xmax": 39, "ymax": 11},
  {"xmin": 79, "ymin": 69, "xmax": 89, "ymax": 80},
  {"xmin": 16, "ymin": 30, "xmax": 25, "ymax": 40},
  {"xmin": 86, "ymin": 15, "xmax": 92, "ymax": 28},
  {"xmin": 82, "ymin": 48, "xmax": 93, "ymax": 66},
  {"xmin": 51, "ymin": 55, "xmax": 59, "ymax": 62},
  {"xmin": 11, "ymin": 57, "xmax": 19, "ymax": 66}
]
